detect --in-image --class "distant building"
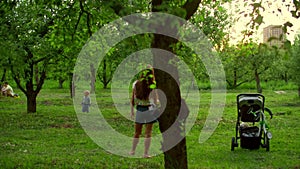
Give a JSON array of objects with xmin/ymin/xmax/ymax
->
[{"xmin": 263, "ymin": 25, "xmax": 285, "ymax": 47}]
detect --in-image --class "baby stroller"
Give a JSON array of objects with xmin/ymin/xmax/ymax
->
[{"xmin": 231, "ymin": 94, "xmax": 273, "ymax": 151}]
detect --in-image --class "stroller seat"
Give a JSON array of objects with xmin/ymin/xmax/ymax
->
[{"xmin": 238, "ymin": 95, "xmax": 263, "ymax": 122}]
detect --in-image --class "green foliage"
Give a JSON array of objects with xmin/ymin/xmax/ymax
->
[
  {"xmin": 191, "ymin": 0, "xmax": 231, "ymax": 49},
  {"xmin": 0, "ymin": 0, "xmax": 58, "ymax": 92},
  {"xmin": 97, "ymin": 34, "xmax": 153, "ymax": 89},
  {"xmin": 290, "ymin": 35, "xmax": 300, "ymax": 87},
  {"xmin": 220, "ymin": 41, "xmax": 280, "ymax": 90},
  {"xmin": 1, "ymin": 0, "xmax": 298, "ymax": 111}
]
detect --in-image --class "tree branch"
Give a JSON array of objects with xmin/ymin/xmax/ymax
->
[
  {"xmin": 9, "ymin": 58, "xmax": 27, "ymax": 95},
  {"xmin": 33, "ymin": 56, "xmax": 49, "ymax": 65},
  {"xmin": 236, "ymin": 79, "xmax": 252, "ymax": 87},
  {"xmin": 35, "ymin": 68, "xmax": 46, "ymax": 94},
  {"xmin": 151, "ymin": 0, "xmax": 162, "ymax": 12},
  {"xmin": 73, "ymin": 10, "xmax": 83, "ymax": 40},
  {"xmin": 182, "ymin": 0, "xmax": 202, "ymax": 20},
  {"xmin": 79, "ymin": 0, "xmax": 93, "ymax": 37}
]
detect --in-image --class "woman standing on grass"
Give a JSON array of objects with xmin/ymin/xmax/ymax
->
[{"xmin": 129, "ymin": 67, "xmax": 157, "ymax": 158}]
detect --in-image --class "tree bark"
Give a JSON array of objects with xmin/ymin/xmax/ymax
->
[
  {"xmin": 154, "ymin": 67, "xmax": 187, "ymax": 169},
  {"xmin": 1, "ymin": 68, "xmax": 6, "ymax": 82},
  {"xmin": 25, "ymin": 69, "xmax": 44, "ymax": 113},
  {"xmin": 152, "ymin": 34, "xmax": 187, "ymax": 169},
  {"xmin": 35, "ymin": 66, "xmax": 39, "ymax": 85},
  {"xmin": 298, "ymin": 86, "xmax": 300, "ymax": 97},
  {"xmin": 26, "ymin": 92, "xmax": 37, "ymax": 113},
  {"xmin": 10, "ymin": 47, "xmax": 47, "ymax": 113},
  {"xmin": 25, "ymin": 67, "xmax": 37, "ymax": 113},
  {"xmin": 101, "ymin": 58, "xmax": 110, "ymax": 89},
  {"xmin": 58, "ymin": 78, "xmax": 65, "ymax": 89},
  {"xmin": 284, "ymin": 72, "xmax": 288, "ymax": 83},
  {"xmin": 151, "ymin": 0, "xmax": 201, "ymax": 168},
  {"xmin": 70, "ymin": 73, "xmax": 75, "ymax": 98},
  {"xmin": 233, "ymin": 69, "xmax": 237, "ymax": 89},
  {"xmin": 90, "ymin": 63, "xmax": 96, "ymax": 93},
  {"xmin": 255, "ymin": 69, "xmax": 262, "ymax": 93}
]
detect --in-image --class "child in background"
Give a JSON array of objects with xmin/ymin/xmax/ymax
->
[{"xmin": 82, "ymin": 90, "xmax": 91, "ymax": 113}]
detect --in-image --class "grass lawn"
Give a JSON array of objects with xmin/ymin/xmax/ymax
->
[{"xmin": 0, "ymin": 88, "xmax": 299, "ymax": 169}]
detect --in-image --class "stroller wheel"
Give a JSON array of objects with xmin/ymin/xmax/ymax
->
[
  {"xmin": 231, "ymin": 137, "xmax": 236, "ymax": 151},
  {"xmin": 267, "ymin": 132, "xmax": 272, "ymax": 139},
  {"xmin": 266, "ymin": 138, "xmax": 270, "ymax": 152},
  {"xmin": 262, "ymin": 132, "xmax": 271, "ymax": 151}
]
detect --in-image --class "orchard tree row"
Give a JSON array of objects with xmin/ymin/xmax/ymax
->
[{"xmin": 1, "ymin": 0, "xmax": 299, "ymax": 107}]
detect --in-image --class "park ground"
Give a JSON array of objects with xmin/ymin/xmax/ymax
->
[{"xmin": 0, "ymin": 84, "xmax": 299, "ymax": 169}]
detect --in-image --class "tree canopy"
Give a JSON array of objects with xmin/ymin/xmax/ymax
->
[{"xmin": 0, "ymin": 1, "xmax": 299, "ymax": 168}]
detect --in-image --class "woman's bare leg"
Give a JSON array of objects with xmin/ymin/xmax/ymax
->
[
  {"xmin": 144, "ymin": 123, "xmax": 153, "ymax": 157},
  {"xmin": 130, "ymin": 123, "xmax": 143, "ymax": 155}
]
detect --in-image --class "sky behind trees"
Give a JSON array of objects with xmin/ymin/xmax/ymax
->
[{"xmin": 225, "ymin": 0, "xmax": 300, "ymax": 44}]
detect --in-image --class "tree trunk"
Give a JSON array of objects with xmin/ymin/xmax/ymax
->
[
  {"xmin": 102, "ymin": 58, "xmax": 107, "ymax": 89},
  {"xmin": 69, "ymin": 73, "xmax": 75, "ymax": 98},
  {"xmin": 98, "ymin": 59, "xmax": 112, "ymax": 89},
  {"xmin": 298, "ymin": 86, "xmax": 300, "ymax": 97},
  {"xmin": 284, "ymin": 72, "xmax": 288, "ymax": 83},
  {"xmin": 103, "ymin": 81, "xmax": 109, "ymax": 89},
  {"xmin": 58, "ymin": 78, "xmax": 65, "ymax": 89},
  {"xmin": 90, "ymin": 63, "xmax": 96, "ymax": 93},
  {"xmin": 155, "ymin": 67, "xmax": 187, "ymax": 169},
  {"xmin": 150, "ymin": 1, "xmax": 201, "ymax": 168},
  {"xmin": 233, "ymin": 69, "xmax": 237, "ymax": 89},
  {"xmin": 25, "ymin": 74, "xmax": 38, "ymax": 113},
  {"xmin": 35, "ymin": 66, "xmax": 39, "ymax": 85},
  {"xmin": 254, "ymin": 69, "xmax": 262, "ymax": 93},
  {"xmin": 13, "ymin": 47, "xmax": 47, "ymax": 113},
  {"xmin": 1, "ymin": 68, "xmax": 6, "ymax": 82},
  {"xmin": 152, "ymin": 34, "xmax": 187, "ymax": 169},
  {"xmin": 27, "ymin": 92, "xmax": 37, "ymax": 113},
  {"xmin": 71, "ymin": 80, "xmax": 75, "ymax": 98}
]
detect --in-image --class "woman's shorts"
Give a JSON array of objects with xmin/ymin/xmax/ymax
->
[{"xmin": 135, "ymin": 105, "xmax": 157, "ymax": 124}]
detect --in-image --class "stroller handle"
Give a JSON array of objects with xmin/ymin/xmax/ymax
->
[
  {"xmin": 237, "ymin": 93, "xmax": 265, "ymax": 105},
  {"xmin": 264, "ymin": 107, "xmax": 273, "ymax": 119},
  {"xmin": 237, "ymin": 93, "xmax": 265, "ymax": 101},
  {"xmin": 237, "ymin": 93, "xmax": 273, "ymax": 119}
]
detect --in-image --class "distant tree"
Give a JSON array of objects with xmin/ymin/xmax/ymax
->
[
  {"xmin": 176, "ymin": 0, "xmax": 231, "ymax": 86},
  {"xmin": 191, "ymin": 0, "xmax": 231, "ymax": 50},
  {"xmin": 220, "ymin": 45, "xmax": 252, "ymax": 89},
  {"xmin": 0, "ymin": 44, "xmax": 10, "ymax": 83},
  {"xmin": 221, "ymin": 41, "xmax": 278, "ymax": 92},
  {"xmin": 253, "ymin": 43, "xmax": 278, "ymax": 93},
  {"xmin": 97, "ymin": 34, "xmax": 153, "ymax": 89},
  {"xmin": 0, "ymin": 0, "xmax": 60, "ymax": 113},
  {"xmin": 290, "ymin": 34, "xmax": 300, "ymax": 97}
]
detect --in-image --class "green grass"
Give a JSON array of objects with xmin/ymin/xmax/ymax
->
[
  {"xmin": 0, "ymin": 88, "xmax": 299, "ymax": 168},
  {"xmin": 238, "ymin": 81, "xmax": 299, "ymax": 91}
]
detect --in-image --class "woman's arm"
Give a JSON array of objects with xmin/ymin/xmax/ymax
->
[{"xmin": 130, "ymin": 87, "xmax": 135, "ymax": 119}]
